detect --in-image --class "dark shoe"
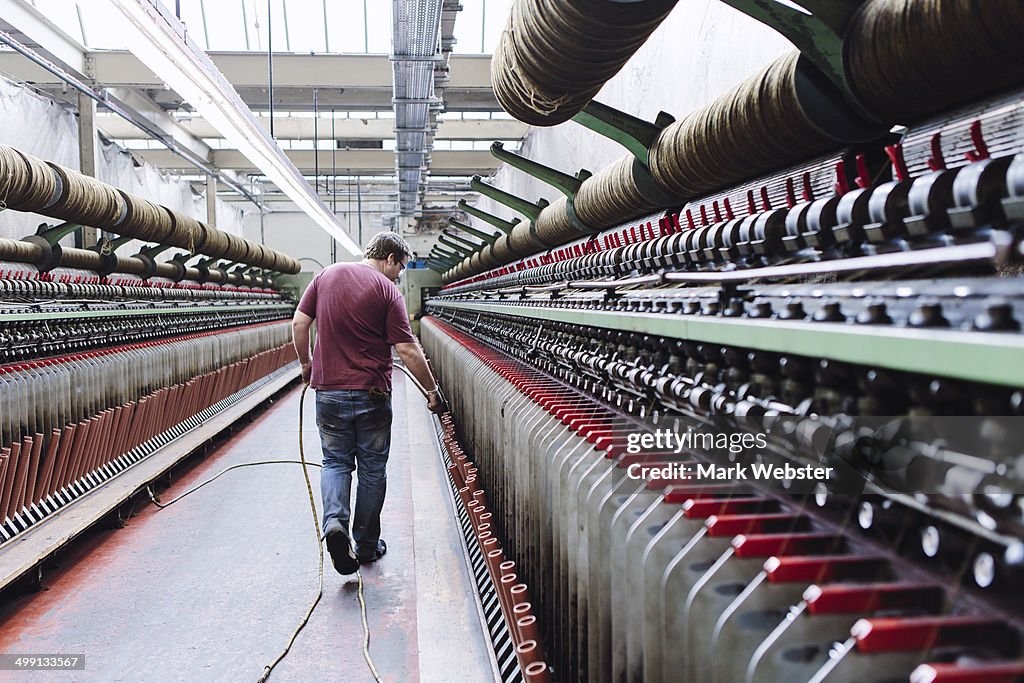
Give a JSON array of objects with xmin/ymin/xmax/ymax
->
[
  {"xmin": 324, "ymin": 520, "xmax": 358, "ymax": 575},
  {"xmin": 358, "ymin": 539, "xmax": 387, "ymax": 564}
]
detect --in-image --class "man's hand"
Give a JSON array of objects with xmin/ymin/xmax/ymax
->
[
  {"xmin": 427, "ymin": 393, "xmax": 448, "ymax": 414},
  {"xmin": 301, "ymin": 362, "xmax": 312, "ymax": 385}
]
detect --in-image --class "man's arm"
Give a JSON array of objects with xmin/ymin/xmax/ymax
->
[
  {"xmin": 394, "ymin": 341, "xmax": 446, "ymax": 413},
  {"xmin": 292, "ymin": 309, "xmax": 315, "ymax": 384}
]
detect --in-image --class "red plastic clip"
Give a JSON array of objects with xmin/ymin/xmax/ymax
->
[
  {"xmin": 965, "ymin": 120, "xmax": 990, "ymax": 162},
  {"xmin": 712, "ymin": 200, "xmax": 723, "ymax": 223},
  {"xmin": 926, "ymin": 132, "xmax": 947, "ymax": 171},
  {"xmin": 760, "ymin": 186, "xmax": 771, "ymax": 211},
  {"xmin": 785, "ymin": 177, "xmax": 797, "ymax": 208},
  {"xmin": 801, "ymin": 172, "xmax": 814, "ymax": 201},
  {"xmin": 685, "ymin": 208, "xmax": 696, "ymax": 230},
  {"xmin": 722, "ymin": 197, "xmax": 735, "ymax": 220},
  {"xmin": 885, "ymin": 142, "xmax": 910, "ymax": 181},
  {"xmin": 698, "ymin": 205, "xmax": 709, "ymax": 226},
  {"xmin": 746, "ymin": 189, "xmax": 757, "ymax": 215},
  {"xmin": 834, "ymin": 160, "xmax": 850, "ymax": 195},
  {"xmin": 854, "ymin": 154, "xmax": 871, "ymax": 189}
]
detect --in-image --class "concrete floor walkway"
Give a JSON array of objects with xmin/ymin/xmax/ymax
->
[{"xmin": 0, "ymin": 373, "xmax": 495, "ymax": 682}]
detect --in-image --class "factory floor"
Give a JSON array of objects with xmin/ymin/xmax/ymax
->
[{"xmin": 0, "ymin": 373, "xmax": 495, "ymax": 682}]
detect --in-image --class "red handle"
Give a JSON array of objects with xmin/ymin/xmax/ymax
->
[
  {"xmin": 852, "ymin": 616, "xmax": 1015, "ymax": 654},
  {"xmin": 803, "ymin": 582, "xmax": 943, "ymax": 615}
]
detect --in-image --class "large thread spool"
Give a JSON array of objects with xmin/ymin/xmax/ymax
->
[
  {"xmin": 0, "ymin": 238, "xmax": 44, "ymax": 262},
  {"xmin": 265, "ymin": 248, "xmax": 283, "ymax": 273},
  {"xmin": 57, "ymin": 247, "xmax": 104, "ymax": 271},
  {"xmin": 47, "ymin": 165, "xmax": 126, "ymax": 229},
  {"xmin": 574, "ymin": 156, "xmax": 660, "ymax": 229},
  {"xmin": 491, "ymin": 0, "xmax": 678, "ymax": 126},
  {"xmin": 508, "ymin": 221, "xmax": 545, "ymax": 256},
  {"xmin": 252, "ymin": 243, "xmax": 270, "ymax": 271},
  {"xmin": 113, "ymin": 254, "xmax": 148, "ymax": 276},
  {"xmin": 197, "ymin": 222, "xmax": 231, "ymax": 259},
  {"xmin": 492, "ymin": 235, "xmax": 516, "ymax": 263},
  {"xmin": 534, "ymin": 197, "xmax": 586, "ymax": 246},
  {"xmin": 120, "ymin": 193, "xmax": 175, "ymax": 243},
  {"xmin": 0, "ymin": 146, "xmax": 60, "ymax": 212},
  {"xmin": 166, "ymin": 211, "xmax": 205, "ymax": 253},
  {"xmin": 846, "ymin": 0, "xmax": 1024, "ymax": 121},
  {"xmin": 648, "ymin": 51, "xmax": 835, "ymax": 199},
  {"xmin": 224, "ymin": 232, "xmax": 248, "ymax": 264}
]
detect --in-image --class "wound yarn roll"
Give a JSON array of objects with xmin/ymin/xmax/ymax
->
[
  {"xmin": 121, "ymin": 193, "xmax": 175, "ymax": 243},
  {"xmin": 534, "ymin": 196, "xmax": 586, "ymax": 246},
  {"xmin": 574, "ymin": 156, "xmax": 661, "ymax": 230},
  {"xmin": 47, "ymin": 165, "xmax": 126, "ymax": 229},
  {"xmin": 846, "ymin": 0, "xmax": 1024, "ymax": 121},
  {"xmin": 0, "ymin": 144, "xmax": 301, "ymax": 274},
  {"xmin": 492, "ymin": 0, "xmax": 678, "ymax": 126},
  {"xmin": 648, "ymin": 51, "xmax": 834, "ymax": 199},
  {"xmin": 0, "ymin": 146, "xmax": 60, "ymax": 212}
]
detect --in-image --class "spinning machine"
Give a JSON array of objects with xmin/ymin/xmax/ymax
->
[
  {"xmin": 0, "ymin": 146, "xmax": 300, "ymax": 590},
  {"xmin": 422, "ymin": 1, "xmax": 1024, "ymax": 681}
]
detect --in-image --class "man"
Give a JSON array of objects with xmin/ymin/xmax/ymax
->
[{"xmin": 291, "ymin": 231, "xmax": 445, "ymax": 575}]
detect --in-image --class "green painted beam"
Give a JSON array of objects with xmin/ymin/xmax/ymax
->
[
  {"xmin": 437, "ymin": 234, "xmax": 475, "ymax": 257},
  {"xmin": 571, "ymin": 101, "xmax": 674, "ymax": 166},
  {"xmin": 490, "ymin": 141, "xmax": 590, "ymax": 199},
  {"xmin": 449, "ymin": 219, "xmax": 498, "ymax": 246},
  {"xmin": 442, "ymin": 229, "xmax": 484, "ymax": 251},
  {"xmin": 32, "ymin": 221, "xmax": 84, "ymax": 247},
  {"xmin": 457, "ymin": 199, "xmax": 519, "ymax": 235},
  {"xmin": 471, "ymin": 175, "xmax": 548, "ymax": 223},
  {"xmin": 140, "ymin": 243, "xmax": 175, "ymax": 259},
  {"xmin": 429, "ymin": 301, "xmax": 1024, "ymax": 388}
]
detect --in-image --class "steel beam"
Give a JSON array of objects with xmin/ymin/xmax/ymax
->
[
  {"xmin": 0, "ymin": 49, "xmax": 494, "ymax": 91},
  {"xmin": 0, "ymin": 0, "xmax": 87, "ymax": 74},
  {"xmin": 132, "ymin": 148, "xmax": 495, "ymax": 175},
  {"xmin": 103, "ymin": 87, "xmax": 212, "ymax": 161},
  {"xmin": 99, "ymin": 116, "xmax": 527, "ymax": 142},
  {"xmin": 77, "ymin": 91, "xmax": 98, "ymax": 247},
  {"xmin": 429, "ymin": 301, "xmax": 1024, "ymax": 388},
  {"xmin": 206, "ymin": 174, "xmax": 217, "ymax": 227}
]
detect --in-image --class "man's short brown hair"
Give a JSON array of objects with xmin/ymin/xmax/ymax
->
[{"xmin": 363, "ymin": 231, "xmax": 412, "ymax": 261}]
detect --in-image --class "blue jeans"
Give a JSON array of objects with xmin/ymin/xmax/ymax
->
[{"xmin": 315, "ymin": 389, "xmax": 392, "ymax": 556}]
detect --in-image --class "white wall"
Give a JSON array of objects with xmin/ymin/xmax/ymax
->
[
  {"xmin": 244, "ymin": 211, "xmax": 339, "ymax": 272},
  {"xmin": 245, "ymin": 209, "xmax": 439, "ymax": 273},
  {"xmin": 469, "ymin": 1, "xmax": 794, "ymax": 231}
]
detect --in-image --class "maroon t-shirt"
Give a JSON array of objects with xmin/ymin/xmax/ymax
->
[{"xmin": 297, "ymin": 262, "xmax": 417, "ymax": 391}]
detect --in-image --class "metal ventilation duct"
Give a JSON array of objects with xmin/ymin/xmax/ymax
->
[{"xmin": 391, "ymin": 0, "xmax": 460, "ymax": 221}]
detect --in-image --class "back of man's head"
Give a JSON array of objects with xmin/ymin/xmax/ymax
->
[{"xmin": 364, "ymin": 231, "xmax": 412, "ymax": 262}]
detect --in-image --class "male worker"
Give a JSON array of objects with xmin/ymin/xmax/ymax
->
[{"xmin": 291, "ymin": 231, "xmax": 445, "ymax": 575}]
